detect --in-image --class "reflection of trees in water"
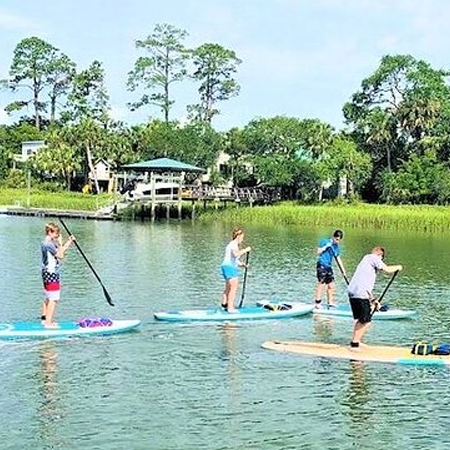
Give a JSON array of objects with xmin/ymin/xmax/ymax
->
[{"xmin": 37, "ymin": 342, "xmax": 64, "ymax": 449}]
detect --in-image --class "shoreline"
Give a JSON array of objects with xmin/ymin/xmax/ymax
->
[{"xmin": 0, "ymin": 206, "xmax": 116, "ymax": 221}]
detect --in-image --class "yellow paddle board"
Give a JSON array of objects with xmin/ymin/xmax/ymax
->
[{"xmin": 261, "ymin": 341, "xmax": 450, "ymax": 366}]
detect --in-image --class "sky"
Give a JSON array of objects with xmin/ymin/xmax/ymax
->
[{"xmin": 1, "ymin": 0, "xmax": 450, "ymax": 131}]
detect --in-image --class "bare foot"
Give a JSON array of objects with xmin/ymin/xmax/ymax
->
[
  {"xmin": 44, "ymin": 322, "xmax": 59, "ymax": 329},
  {"xmin": 227, "ymin": 309, "xmax": 238, "ymax": 314}
]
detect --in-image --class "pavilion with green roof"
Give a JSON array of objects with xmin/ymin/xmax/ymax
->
[
  {"xmin": 121, "ymin": 157, "xmax": 205, "ymax": 173},
  {"xmin": 119, "ymin": 157, "xmax": 206, "ymax": 219}
]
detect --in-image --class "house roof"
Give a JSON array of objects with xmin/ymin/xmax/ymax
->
[
  {"xmin": 121, "ymin": 157, "xmax": 205, "ymax": 173},
  {"xmin": 94, "ymin": 158, "xmax": 112, "ymax": 167}
]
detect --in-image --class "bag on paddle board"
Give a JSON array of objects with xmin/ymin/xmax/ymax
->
[
  {"xmin": 379, "ymin": 304, "xmax": 390, "ymax": 312},
  {"xmin": 434, "ymin": 343, "xmax": 450, "ymax": 355},
  {"xmin": 263, "ymin": 303, "xmax": 293, "ymax": 312},
  {"xmin": 411, "ymin": 342, "xmax": 435, "ymax": 356},
  {"xmin": 78, "ymin": 317, "xmax": 113, "ymax": 328}
]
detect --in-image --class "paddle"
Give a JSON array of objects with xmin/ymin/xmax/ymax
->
[
  {"xmin": 238, "ymin": 251, "xmax": 250, "ymax": 308},
  {"xmin": 59, "ymin": 219, "xmax": 114, "ymax": 307},
  {"xmin": 330, "ymin": 244, "xmax": 349, "ymax": 285},
  {"xmin": 370, "ymin": 270, "xmax": 399, "ymax": 318}
]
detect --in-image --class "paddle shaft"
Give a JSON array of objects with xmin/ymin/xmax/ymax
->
[
  {"xmin": 329, "ymin": 244, "xmax": 349, "ymax": 285},
  {"xmin": 378, "ymin": 270, "xmax": 399, "ymax": 303},
  {"xmin": 59, "ymin": 219, "xmax": 114, "ymax": 306},
  {"xmin": 238, "ymin": 251, "xmax": 250, "ymax": 308},
  {"xmin": 371, "ymin": 270, "xmax": 399, "ymax": 317}
]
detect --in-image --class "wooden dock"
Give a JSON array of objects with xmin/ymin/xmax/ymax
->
[
  {"xmin": 1, "ymin": 206, "xmax": 115, "ymax": 220},
  {"xmin": 0, "ymin": 186, "xmax": 280, "ymax": 222},
  {"xmin": 116, "ymin": 185, "xmax": 280, "ymax": 220},
  {"xmin": 183, "ymin": 186, "xmax": 279, "ymax": 205}
]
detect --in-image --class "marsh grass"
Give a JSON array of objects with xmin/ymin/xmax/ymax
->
[
  {"xmin": 0, "ymin": 188, "xmax": 114, "ymax": 211},
  {"xmin": 3, "ymin": 190, "xmax": 449, "ymax": 232},
  {"xmin": 199, "ymin": 201, "xmax": 450, "ymax": 233}
]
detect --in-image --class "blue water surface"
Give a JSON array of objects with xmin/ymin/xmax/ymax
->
[{"xmin": 0, "ymin": 216, "xmax": 449, "ymax": 450}]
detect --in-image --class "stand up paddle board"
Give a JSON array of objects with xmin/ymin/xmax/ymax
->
[
  {"xmin": 256, "ymin": 301, "xmax": 416, "ymax": 320},
  {"xmin": 154, "ymin": 302, "xmax": 314, "ymax": 322},
  {"xmin": 261, "ymin": 341, "xmax": 450, "ymax": 366},
  {"xmin": 0, "ymin": 319, "xmax": 141, "ymax": 340},
  {"xmin": 313, "ymin": 304, "xmax": 417, "ymax": 320}
]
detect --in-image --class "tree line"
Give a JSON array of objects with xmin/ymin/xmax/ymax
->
[{"xmin": 1, "ymin": 24, "xmax": 450, "ymax": 205}]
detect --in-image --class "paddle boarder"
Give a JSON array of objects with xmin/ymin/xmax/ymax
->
[
  {"xmin": 314, "ymin": 230, "xmax": 346, "ymax": 308},
  {"xmin": 41, "ymin": 222, "xmax": 75, "ymax": 328},
  {"xmin": 348, "ymin": 246, "xmax": 402, "ymax": 350},
  {"xmin": 220, "ymin": 228, "xmax": 251, "ymax": 313}
]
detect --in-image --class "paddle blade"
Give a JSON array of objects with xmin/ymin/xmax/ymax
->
[{"xmin": 103, "ymin": 286, "xmax": 115, "ymax": 306}]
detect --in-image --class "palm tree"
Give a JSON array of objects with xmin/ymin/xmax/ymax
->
[{"xmin": 366, "ymin": 109, "xmax": 394, "ymax": 171}]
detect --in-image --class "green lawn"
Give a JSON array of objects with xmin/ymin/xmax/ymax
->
[{"xmin": 0, "ymin": 188, "xmax": 115, "ymax": 211}]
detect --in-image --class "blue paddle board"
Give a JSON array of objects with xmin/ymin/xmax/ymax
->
[
  {"xmin": 154, "ymin": 302, "xmax": 314, "ymax": 322},
  {"xmin": 313, "ymin": 303, "xmax": 417, "ymax": 320},
  {"xmin": 257, "ymin": 301, "xmax": 416, "ymax": 320},
  {"xmin": 0, "ymin": 319, "xmax": 141, "ymax": 340}
]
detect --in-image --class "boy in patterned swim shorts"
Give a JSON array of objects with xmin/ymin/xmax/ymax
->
[{"xmin": 41, "ymin": 222, "xmax": 75, "ymax": 328}]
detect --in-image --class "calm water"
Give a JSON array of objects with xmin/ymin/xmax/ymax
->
[{"xmin": 1, "ymin": 216, "xmax": 450, "ymax": 450}]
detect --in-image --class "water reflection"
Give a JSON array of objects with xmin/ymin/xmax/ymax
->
[
  {"xmin": 218, "ymin": 322, "xmax": 242, "ymax": 444},
  {"xmin": 312, "ymin": 315, "xmax": 336, "ymax": 342},
  {"xmin": 219, "ymin": 323, "xmax": 241, "ymax": 399},
  {"xmin": 340, "ymin": 361, "xmax": 378, "ymax": 448},
  {"xmin": 36, "ymin": 342, "xmax": 64, "ymax": 449},
  {"xmin": 346, "ymin": 362, "xmax": 371, "ymax": 422},
  {"xmin": 220, "ymin": 322, "xmax": 239, "ymax": 363}
]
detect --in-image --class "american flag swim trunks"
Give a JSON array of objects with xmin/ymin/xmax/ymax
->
[{"xmin": 42, "ymin": 271, "xmax": 60, "ymax": 291}]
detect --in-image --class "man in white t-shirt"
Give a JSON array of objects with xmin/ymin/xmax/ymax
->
[{"xmin": 348, "ymin": 246, "xmax": 402, "ymax": 350}]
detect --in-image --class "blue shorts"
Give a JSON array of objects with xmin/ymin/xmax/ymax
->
[
  {"xmin": 221, "ymin": 264, "xmax": 240, "ymax": 281},
  {"xmin": 316, "ymin": 263, "xmax": 334, "ymax": 284}
]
